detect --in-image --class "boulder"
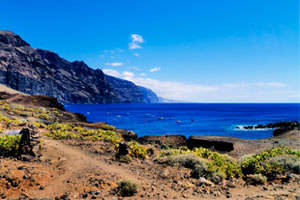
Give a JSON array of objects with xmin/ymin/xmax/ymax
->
[
  {"xmin": 187, "ymin": 136, "xmax": 234, "ymax": 152},
  {"xmin": 17, "ymin": 128, "xmax": 35, "ymax": 157},
  {"xmin": 138, "ymin": 135, "xmax": 187, "ymax": 148},
  {"xmin": 115, "ymin": 142, "xmax": 129, "ymax": 160},
  {"xmin": 117, "ymin": 129, "xmax": 138, "ymax": 141}
]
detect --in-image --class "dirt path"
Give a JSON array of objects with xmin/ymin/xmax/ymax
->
[
  {"xmin": 29, "ymin": 138, "xmax": 146, "ymax": 198},
  {"xmin": 26, "ymin": 138, "xmax": 300, "ymax": 200}
]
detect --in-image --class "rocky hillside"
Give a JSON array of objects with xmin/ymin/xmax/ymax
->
[{"xmin": 0, "ymin": 30, "xmax": 159, "ymax": 104}]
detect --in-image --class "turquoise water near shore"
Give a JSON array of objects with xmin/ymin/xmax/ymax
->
[{"xmin": 65, "ymin": 103, "xmax": 300, "ymax": 139}]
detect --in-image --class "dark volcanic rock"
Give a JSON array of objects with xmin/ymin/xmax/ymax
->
[
  {"xmin": 18, "ymin": 128, "xmax": 35, "ymax": 157},
  {"xmin": 115, "ymin": 142, "xmax": 130, "ymax": 160},
  {"xmin": 117, "ymin": 129, "xmax": 138, "ymax": 141},
  {"xmin": 187, "ymin": 136, "xmax": 234, "ymax": 152},
  {"xmin": 236, "ymin": 121, "xmax": 300, "ymax": 137},
  {"xmin": 138, "ymin": 135, "xmax": 187, "ymax": 148},
  {"xmin": 0, "ymin": 30, "xmax": 159, "ymax": 104},
  {"xmin": 237, "ymin": 121, "xmax": 299, "ymax": 130}
]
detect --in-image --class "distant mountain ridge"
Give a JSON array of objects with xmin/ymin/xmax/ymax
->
[{"xmin": 0, "ymin": 30, "xmax": 159, "ymax": 104}]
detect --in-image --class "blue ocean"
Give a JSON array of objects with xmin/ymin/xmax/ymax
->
[{"xmin": 65, "ymin": 103, "xmax": 300, "ymax": 139}]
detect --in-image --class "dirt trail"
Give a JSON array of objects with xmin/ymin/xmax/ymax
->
[{"xmin": 29, "ymin": 138, "xmax": 146, "ymax": 198}]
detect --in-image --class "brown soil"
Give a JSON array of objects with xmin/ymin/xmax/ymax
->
[{"xmin": 1, "ymin": 135, "xmax": 299, "ymax": 200}]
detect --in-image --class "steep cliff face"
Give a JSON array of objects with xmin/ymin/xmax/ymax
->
[{"xmin": 0, "ymin": 31, "xmax": 159, "ymax": 104}]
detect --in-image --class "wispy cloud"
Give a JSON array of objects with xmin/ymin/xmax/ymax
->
[
  {"xmin": 223, "ymin": 82, "xmax": 287, "ymax": 88},
  {"xmin": 131, "ymin": 34, "xmax": 144, "ymax": 43},
  {"xmin": 149, "ymin": 67, "xmax": 160, "ymax": 73},
  {"xmin": 129, "ymin": 43, "xmax": 142, "ymax": 50},
  {"xmin": 129, "ymin": 34, "xmax": 144, "ymax": 50},
  {"xmin": 104, "ymin": 62, "xmax": 123, "ymax": 67},
  {"xmin": 133, "ymin": 53, "xmax": 139, "ymax": 57},
  {"xmin": 122, "ymin": 71, "xmax": 135, "ymax": 79},
  {"xmin": 102, "ymin": 69, "xmax": 292, "ymax": 102},
  {"xmin": 102, "ymin": 69, "xmax": 121, "ymax": 77}
]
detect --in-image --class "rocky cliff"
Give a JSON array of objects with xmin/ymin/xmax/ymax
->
[{"xmin": 0, "ymin": 30, "xmax": 159, "ymax": 104}]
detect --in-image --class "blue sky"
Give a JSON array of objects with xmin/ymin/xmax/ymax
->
[{"xmin": 1, "ymin": 0, "xmax": 299, "ymax": 102}]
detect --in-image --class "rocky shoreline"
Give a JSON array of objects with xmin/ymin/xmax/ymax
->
[
  {"xmin": 236, "ymin": 121, "xmax": 299, "ymax": 130},
  {"xmin": 138, "ymin": 121, "xmax": 299, "ymax": 153}
]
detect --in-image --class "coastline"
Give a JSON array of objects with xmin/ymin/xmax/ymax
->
[{"xmin": 0, "ymin": 92, "xmax": 299, "ymax": 199}]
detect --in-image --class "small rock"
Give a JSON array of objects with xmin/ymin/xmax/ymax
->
[
  {"xmin": 160, "ymin": 169, "xmax": 169, "ymax": 179},
  {"xmin": 227, "ymin": 182, "xmax": 235, "ymax": 188},
  {"xmin": 198, "ymin": 177, "xmax": 213, "ymax": 186},
  {"xmin": 82, "ymin": 193, "xmax": 88, "ymax": 198}
]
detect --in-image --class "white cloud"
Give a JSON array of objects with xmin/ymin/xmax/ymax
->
[
  {"xmin": 102, "ymin": 69, "xmax": 121, "ymax": 77},
  {"xmin": 149, "ymin": 67, "xmax": 161, "ymax": 73},
  {"xmin": 223, "ymin": 82, "xmax": 287, "ymax": 88},
  {"xmin": 128, "ymin": 66, "xmax": 140, "ymax": 71},
  {"xmin": 129, "ymin": 43, "xmax": 142, "ymax": 50},
  {"xmin": 133, "ymin": 53, "xmax": 139, "ymax": 57},
  {"xmin": 122, "ymin": 71, "xmax": 135, "ymax": 79},
  {"xmin": 101, "ymin": 69, "xmax": 292, "ymax": 102},
  {"xmin": 129, "ymin": 34, "xmax": 144, "ymax": 50},
  {"xmin": 104, "ymin": 62, "xmax": 123, "ymax": 67},
  {"xmin": 255, "ymin": 82, "xmax": 287, "ymax": 87},
  {"xmin": 131, "ymin": 34, "xmax": 144, "ymax": 43}
]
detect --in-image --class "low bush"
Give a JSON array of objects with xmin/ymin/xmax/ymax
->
[
  {"xmin": 156, "ymin": 153, "xmax": 206, "ymax": 168},
  {"xmin": 239, "ymin": 146, "xmax": 300, "ymax": 179},
  {"xmin": 245, "ymin": 174, "xmax": 267, "ymax": 185},
  {"xmin": 128, "ymin": 141, "xmax": 147, "ymax": 159},
  {"xmin": 268, "ymin": 154, "xmax": 300, "ymax": 174},
  {"xmin": 46, "ymin": 123, "xmax": 123, "ymax": 144},
  {"xmin": 37, "ymin": 113, "xmax": 50, "ymax": 120},
  {"xmin": 0, "ymin": 114, "xmax": 10, "ymax": 122},
  {"xmin": 46, "ymin": 129, "xmax": 80, "ymax": 140},
  {"xmin": 31, "ymin": 122, "xmax": 47, "ymax": 129},
  {"xmin": 0, "ymin": 134, "xmax": 21, "ymax": 155},
  {"xmin": 116, "ymin": 180, "xmax": 138, "ymax": 197},
  {"xmin": 100, "ymin": 124, "xmax": 115, "ymax": 131},
  {"xmin": 156, "ymin": 147, "xmax": 242, "ymax": 180},
  {"xmin": 85, "ymin": 129, "xmax": 123, "ymax": 144}
]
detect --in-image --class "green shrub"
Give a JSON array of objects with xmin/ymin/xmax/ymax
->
[
  {"xmin": 156, "ymin": 153, "xmax": 206, "ymax": 169},
  {"xmin": 190, "ymin": 160, "xmax": 210, "ymax": 179},
  {"xmin": 156, "ymin": 147, "xmax": 242, "ymax": 180},
  {"xmin": 0, "ymin": 114, "xmax": 10, "ymax": 122},
  {"xmin": 239, "ymin": 146, "xmax": 300, "ymax": 178},
  {"xmin": 85, "ymin": 129, "xmax": 123, "ymax": 144},
  {"xmin": 245, "ymin": 174, "xmax": 267, "ymax": 185},
  {"xmin": 116, "ymin": 180, "xmax": 138, "ymax": 197},
  {"xmin": 128, "ymin": 141, "xmax": 147, "ymax": 159},
  {"xmin": 31, "ymin": 122, "xmax": 47, "ymax": 129},
  {"xmin": 45, "ymin": 129, "xmax": 80, "ymax": 140},
  {"xmin": 38, "ymin": 113, "xmax": 50, "ymax": 120},
  {"xmin": 46, "ymin": 123, "xmax": 123, "ymax": 143},
  {"xmin": 0, "ymin": 134, "xmax": 21, "ymax": 155},
  {"xmin": 268, "ymin": 154, "xmax": 300, "ymax": 174},
  {"xmin": 100, "ymin": 124, "xmax": 115, "ymax": 131}
]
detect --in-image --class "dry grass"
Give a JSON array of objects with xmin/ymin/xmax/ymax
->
[{"xmin": 0, "ymin": 84, "xmax": 26, "ymax": 95}]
